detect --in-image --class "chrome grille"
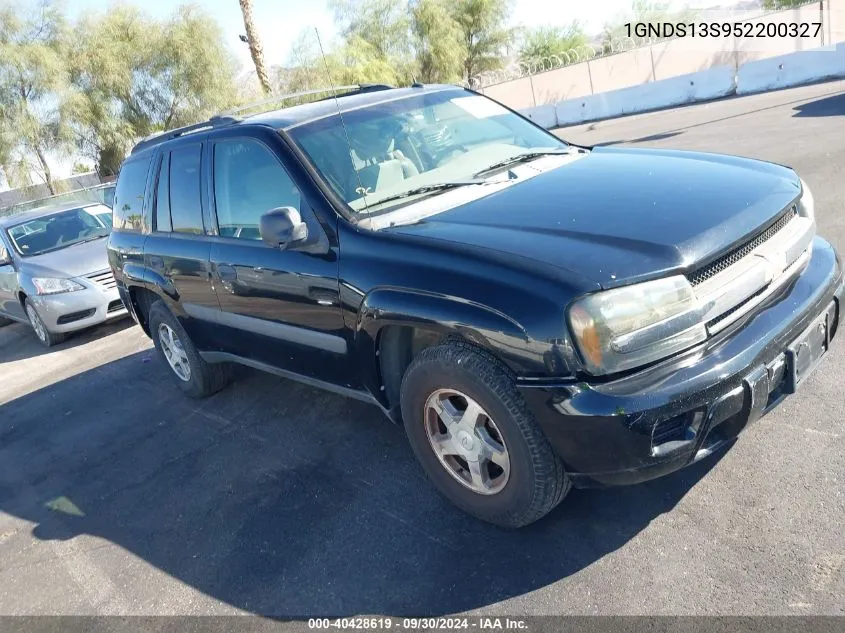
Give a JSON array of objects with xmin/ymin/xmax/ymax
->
[
  {"xmin": 87, "ymin": 269, "xmax": 117, "ymax": 290},
  {"xmin": 687, "ymin": 206, "xmax": 798, "ymax": 286}
]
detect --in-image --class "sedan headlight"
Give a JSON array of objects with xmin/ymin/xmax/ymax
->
[
  {"xmin": 798, "ymin": 178, "xmax": 814, "ymax": 220},
  {"xmin": 568, "ymin": 275, "xmax": 707, "ymax": 375},
  {"xmin": 32, "ymin": 277, "xmax": 85, "ymax": 295}
]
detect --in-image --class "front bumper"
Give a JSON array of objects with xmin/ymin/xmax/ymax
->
[
  {"xmin": 519, "ymin": 236, "xmax": 843, "ymax": 488},
  {"xmin": 31, "ymin": 283, "xmax": 127, "ymax": 334}
]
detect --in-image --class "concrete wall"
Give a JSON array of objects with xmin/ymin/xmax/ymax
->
[{"xmin": 480, "ymin": 0, "xmax": 845, "ymax": 128}]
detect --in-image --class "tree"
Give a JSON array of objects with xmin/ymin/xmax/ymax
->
[
  {"xmin": 451, "ymin": 0, "xmax": 513, "ymax": 81},
  {"xmin": 238, "ymin": 0, "xmax": 271, "ymax": 94},
  {"xmin": 0, "ymin": 0, "xmax": 73, "ymax": 194},
  {"xmin": 329, "ymin": 0, "xmax": 412, "ymax": 60},
  {"xmin": 66, "ymin": 4, "xmax": 237, "ymax": 176},
  {"xmin": 518, "ymin": 23, "xmax": 588, "ymax": 63},
  {"xmin": 762, "ymin": 0, "xmax": 812, "ymax": 7},
  {"xmin": 71, "ymin": 160, "xmax": 92, "ymax": 174},
  {"xmin": 411, "ymin": 0, "xmax": 464, "ymax": 83}
]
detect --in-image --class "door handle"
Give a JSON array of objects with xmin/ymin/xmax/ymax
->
[
  {"xmin": 308, "ymin": 287, "xmax": 338, "ymax": 306},
  {"xmin": 217, "ymin": 264, "xmax": 237, "ymax": 282}
]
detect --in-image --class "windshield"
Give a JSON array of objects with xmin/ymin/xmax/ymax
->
[
  {"xmin": 6, "ymin": 205, "xmax": 111, "ymax": 257},
  {"xmin": 287, "ymin": 89, "xmax": 567, "ymax": 214}
]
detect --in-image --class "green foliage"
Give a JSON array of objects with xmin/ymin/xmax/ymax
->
[
  {"xmin": 65, "ymin": 3, "xmax": 237, "ymax": 175},
  {"xmin": 517, "ymin": 23, "xmax": 588, "ymax": 62},
  {"xmin": 71, "ymin": 160, "xmax": 92, "ymax": 174},
  {"xmin": 451, "ymin": 0, "xmax": 514, "ymax": 79},
  {"xmin": 329, "ymin": 0, "xmax": 412, "ymax": 60},
  {"xmin": 0, "ymin": 0, "xmax": 73, "ymax": 193},
  {"xmin": 291, "ymin": 0, "xmax": 514, "ymax": 87},
  {"xmin": 762, "ymin": 0, "xmax": 813, "ymax": 8},
  {"xmin": 412, "ymin": 0, "xmax": 464, "ymax": 83}
]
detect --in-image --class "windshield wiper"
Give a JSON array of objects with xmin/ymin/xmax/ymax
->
[
  {"xmin": 367, "ymin": 179, "xmax": 487, "ymax": 208},
  {"xmin": 76, "ymin": 233, "xmax": 109, "ymax": 244},
  {"xmin": 473, "ymin": 148, "xmax": 572, "ymax": 177}
]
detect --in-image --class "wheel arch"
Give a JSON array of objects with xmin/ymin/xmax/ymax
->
[{"xmin": 355, "ymin": 287, "xmax": 534, "ymax": 419}]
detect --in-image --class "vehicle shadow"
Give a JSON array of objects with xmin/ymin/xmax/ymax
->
[
  {"xmin": 792, "ymin": 92, "xmax": 845, "ymax": 117},
  {"xmin": 0, "ymin": 317, "xmax": 134, "ymax": 363},
  {"xmin": 594, "ymin": 131, "xmax": 685, "ymax": 146},
  {"xmin": 0, "ymin": 351, "xmax": 726, "ymax": 616}
]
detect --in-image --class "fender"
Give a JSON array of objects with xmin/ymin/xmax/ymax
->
[
  {"xmin": 354, "ymin": 287, "xmax": 557, "ymax": 405},
  {"xmin": 121, "ymin": 263, "xmax": 177, "ymax": 300}
]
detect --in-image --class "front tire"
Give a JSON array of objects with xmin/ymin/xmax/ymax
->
[
  {"xmin": 400, "ymin": 341, "xmax": 570, "ymax": 528},
  {"xmin": 24, "ymin": 298, "xmax": 66, "ymax": 347},
  {"xmin": 148, "ymin": 301, "xmax": 231, "ymax": 398}
]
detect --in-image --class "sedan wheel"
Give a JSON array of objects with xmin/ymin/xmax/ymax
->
[
  {"xmin": 157, "ymin": 323, "xmax": 191, "ymax": 382},
  {"xmin": 24, "ymin": 299, "xmax": 65, "ymax": 348},
  {"xmin": 26, "ymin": 304, "xmax": 47, "ymax": 344},
  {"xmin": 424, "ymin": 389, "xmax": 510, "ymax": 495}
]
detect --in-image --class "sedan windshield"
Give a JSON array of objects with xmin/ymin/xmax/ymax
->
[
  {"xmin": 6, "ymin": 205, "xmax": 111, "ymax": 257},
  {"xmin": 288, "ymin": 89, "xmax": 568, "ymax": 214}
]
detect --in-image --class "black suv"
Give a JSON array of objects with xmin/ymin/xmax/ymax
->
[{"xmin": 109, "ymin": 84, "xmax": 842, "ymax": 527}]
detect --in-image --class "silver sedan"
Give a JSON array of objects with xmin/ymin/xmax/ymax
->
[{"xmin": 0, "ymin": 202, "xmax": 127, "ymax": 347}]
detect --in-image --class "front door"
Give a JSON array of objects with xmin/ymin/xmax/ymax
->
[
  {"xmin": 206, "ymin": 134, "xmax": 349, "ymax": 386},
  {"xmin": 0, "ymin": 236, "xmax": 24, "ymax": 321}
]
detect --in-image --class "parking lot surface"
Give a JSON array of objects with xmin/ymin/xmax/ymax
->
[{"xmin": 1, "ymin": 80, "xmax": 844, "ymax": 616}]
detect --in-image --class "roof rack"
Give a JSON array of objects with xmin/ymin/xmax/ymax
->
[
  {"xmin": 130, "ymin": 114, "xmax": 241, "ymax": 155},
  {"xmin": 218, "ymin": 83, "xmax": 393, "ymax": 118},
  {"xmin": 129, "ymin": 83, "xmax": 394, "ymax": 155}
]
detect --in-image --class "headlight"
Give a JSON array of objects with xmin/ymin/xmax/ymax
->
[
  {"xmin": 32, "ymin": 277, "xmax": 85, "ymax": 295},
  {"xmin": 798, "ymin": 178, "xmax": 814, "ymax": 220},
  {"xmin": 568, "ymin": 275, "xmax": 707, "ymax": 375}
]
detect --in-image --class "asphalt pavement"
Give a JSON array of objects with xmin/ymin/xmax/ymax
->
[{"xmin": 1, "ymin": 80, "xmax": 844, "ymax": 616}]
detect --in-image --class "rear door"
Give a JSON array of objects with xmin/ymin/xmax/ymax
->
[
  {"xmin": 143, "ymin": 141, "xmax": 221, "ymax": 349},
  {"xmin": 205, "ymin": 129, "xmax": 349, "ymax": 385}
]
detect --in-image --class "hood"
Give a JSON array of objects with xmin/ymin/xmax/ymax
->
[
  {"xmin": 386, "ymin": 147, "xmax": 802, "ymax": 288},
  {"xmin": 19, "ymin": 236, "xmax": 110, "ymax": 279}
]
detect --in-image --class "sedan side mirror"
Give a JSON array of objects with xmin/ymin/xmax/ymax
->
[
  {"xmin": 259, "ymin": 206, "xmax": 308, "ymax": 250},
  {"xmin": 0, "ymin": 245, "xmax": 11, "ymax": 266}
]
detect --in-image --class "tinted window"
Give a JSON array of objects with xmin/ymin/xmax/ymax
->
[
  {"xmin": 113, "ymin": 157, "xmax": 151, "ymax": 231},
  {"xmin": 169, "ymin": 145, "xmax": 204, "ymax": 234},
  {"xmin": 213, "ymin": 139, "xmax": 301, "ymax": 240},
  {"xmin": 154, "ymin": 154, "xmax": 172, "ymax": 232}
]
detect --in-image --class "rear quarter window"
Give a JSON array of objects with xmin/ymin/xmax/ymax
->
[{"xmin": 113, "ymin": 157, "xmax": 151, "ymax": 232}]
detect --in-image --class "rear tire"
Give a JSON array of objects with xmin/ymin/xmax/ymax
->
[
  {"xmin": 24, "ymin": 298, "xmax": 66, "ymax": 348},
  {"xmin": 148, "ymin": 301, "xmax": 231, "ymax": 398},
  {"xmin": 400, "ymin": 341, "xmax": 570, "ymax": 528}
]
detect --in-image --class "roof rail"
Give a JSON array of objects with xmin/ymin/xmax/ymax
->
[
  {"xmin": 129, "ymin": 83, "xmax": 395, "ymax": 155},
  {"xmin": 130, "ymin": 114, "xmax": 241, "ymax": 155},
  {"xmin": 219, "ymin": 83, "xmax": 393, "ymax": 118}
]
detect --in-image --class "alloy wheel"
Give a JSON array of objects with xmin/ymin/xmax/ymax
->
[
  {"xmin": 26, "ymin": 304, "xmax": 47, "ymax": 344},
  {"xmin": 424, "ymin": 388, "xmax": 510, "ymax": 495},
  {"xmin": 158, "ymin": 323, "xmax": 192, "ymax": 382}
]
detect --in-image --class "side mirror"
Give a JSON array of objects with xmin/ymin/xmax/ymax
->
[
  {"xmin": 0, "ymin": 245, "xmax": 11, "ymax": 266},
  {"xmin": 259, "ymin": 206, "xmax": 308, "ymax": 250}
]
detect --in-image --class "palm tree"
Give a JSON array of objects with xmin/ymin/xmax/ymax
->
[{"xmin": 238, "ymin": 0, "xmax": 272, "ymax": 94}]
